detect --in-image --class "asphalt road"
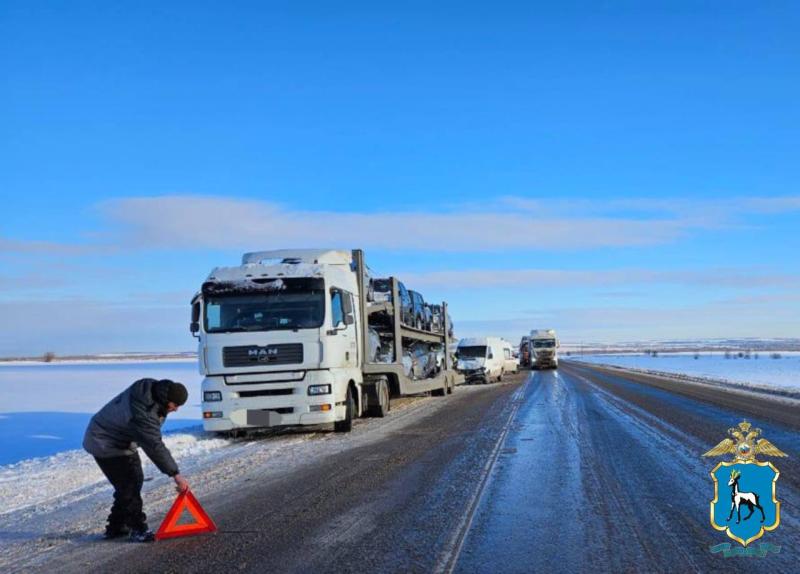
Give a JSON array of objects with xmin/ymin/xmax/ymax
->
[
  {"xmin": 49, "ymin": 364, "xmax": 799, "ymax": 574},
  {"xmin": 455, "ymin": 363, "xmax": 799, "ymax": 573}
]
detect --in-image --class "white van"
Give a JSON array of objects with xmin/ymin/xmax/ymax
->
[
  {"xmin": 456, "ymin": 337, "xmax": 506, "ymax": 383},
  {"xmin": 501, "ymin": 340, "xmax": 520, "ymax": 375}
]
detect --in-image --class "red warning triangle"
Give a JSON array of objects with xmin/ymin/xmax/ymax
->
[{"xmin": 155, "ymin": 490, "xmax": 217, "ymax": 541}]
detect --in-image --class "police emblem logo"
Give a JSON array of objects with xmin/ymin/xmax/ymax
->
[{"xmin": 703, "ymin": 420, "xmax": 788, "ymax": 547}]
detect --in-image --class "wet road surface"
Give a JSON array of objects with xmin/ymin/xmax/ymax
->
[
  {"xmin": 454, "ymin": 363, "xmax": 800, "ymax": 574},
  {"xmin": 44, "ymin": 363, "xmax": 799, "ymax": 573}
]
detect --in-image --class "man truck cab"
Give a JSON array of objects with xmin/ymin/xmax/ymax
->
[
  {"xmin": 456, "ymin": 337, "xmax": 506, "ymax": 383},
  {"xmin": 530, "ymin": 329, "xmax": 559, "ymax": 369},
  {"xmin": 193, "ymin": 250, "xmax": 363, "ymax": 432}
]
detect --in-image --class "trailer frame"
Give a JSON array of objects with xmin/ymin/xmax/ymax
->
[{"xmin": 352, "ymin": 250, "xmax": 457, "ymax": 398}]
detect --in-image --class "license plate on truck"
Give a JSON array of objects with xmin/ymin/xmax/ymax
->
[{"xmin": 246, "ymin": 410, "xmax": 283, "ymax": 427}]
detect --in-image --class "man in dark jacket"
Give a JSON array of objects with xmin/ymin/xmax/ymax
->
[{"xmin": 84, "ymin": 378, "xmax": 190, "ymax": 542}]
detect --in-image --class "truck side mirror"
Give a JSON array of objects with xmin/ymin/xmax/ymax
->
[
  {"xmin": 344, "ymin": 314, "xmax": 355, "ymax": 325},
  {"xmin": 190, "ymin": 301, "xmax": 201, "ymax": 337},
  {"xmin": 488, "ymin": 352, "xmax": 494, "ymax": 359}
]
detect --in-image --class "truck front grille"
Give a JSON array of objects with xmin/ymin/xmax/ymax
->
[
  {"xmin": 223, "ymin": 344, "xmax": 304, "ymax": 368},
  {"xmin": 238, "ymin": 388, "xmax": 294, "ymax": 398}
]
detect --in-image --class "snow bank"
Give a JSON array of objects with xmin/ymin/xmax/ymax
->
[
  {"xmin": 0, "ymin": 428, "xmax": 229, "ymax": 516},
  {"xmin": 571, "ymin": 353, "xmax": 800, "ymax": 395}
]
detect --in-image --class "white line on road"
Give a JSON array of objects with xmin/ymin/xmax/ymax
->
[{"xmin": 433, "ymin": 374, "xmax": 532, "ymax": 574}]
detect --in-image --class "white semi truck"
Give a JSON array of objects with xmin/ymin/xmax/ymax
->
[
  {"xmin": 190, "ymin": 249, "xmax": 456, "ymax": 434},
  {"xmin": 530, "ymin": 329, "xmax": 559, "ymax": 369}
]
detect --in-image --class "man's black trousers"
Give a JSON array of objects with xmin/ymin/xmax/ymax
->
[{"xmin": 94, "ymin": 452, "xmax": 148, "ymax": 532}]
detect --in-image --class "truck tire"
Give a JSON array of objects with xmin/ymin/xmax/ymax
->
[
  {"xmin": 497, "ymin": 369, "xmax": 504, "ymax": 383},
  {"xmin": 370, "ymin": 378, "xmax": 390, "ymax": 418},
  {"xmin": 432, "ymin": 377, "xmax": 447, "ymax": 397},
  {"xmin": 334, "ymin": 386, "xmax": 354, "ymax": 432}
]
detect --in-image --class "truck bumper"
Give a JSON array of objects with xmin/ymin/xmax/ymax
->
[{"xmin": 201, "ymin": 370, "xmax": 345, "ymax": 432}]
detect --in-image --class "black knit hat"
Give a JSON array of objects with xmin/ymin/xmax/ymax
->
[{"xmin": 164, "ymin": 381, "xmax": 188, "ymax": 406}]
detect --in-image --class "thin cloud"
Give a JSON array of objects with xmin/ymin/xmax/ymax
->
[
  {"xmin": 0, "ymin": 236, "xmax": 107, "ymax": 257},
  {"xmin": 98, "ymin": 195, "xmax": 698, "ymax": 252},
  {"xmin": 0, "ymin": 298, "xmax": 190, "ymax": 356},
  {"xmin": 456, "ymin": 300, "xmax": 800, "ymax": 343},
  {"xmin": 399, "ymin": 268, "xmax": 800, "ymax": 290},
  {"xmin": 0, "ymin": 273, "xmax": 67, "ymax": 292},
  {"xmin": 500, "ymin": 195, "xmax": 800, "ymax": 218}
]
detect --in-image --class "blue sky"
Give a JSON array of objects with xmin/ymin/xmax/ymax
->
[{"xmin": 1, "ymin": 2, "xmax": 799, "ymax": 355}]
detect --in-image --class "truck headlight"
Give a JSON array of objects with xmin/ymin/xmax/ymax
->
[
  {"xmin": 204, "ymin": 391, "xmax": 222, "ymax": 402},
  {"xmin": 308, "ymin": 384, "xmax": 332, "ymax": 396}
]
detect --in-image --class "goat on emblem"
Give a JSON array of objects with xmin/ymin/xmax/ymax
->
[{"xmin": 726, "ymin": 469, "xmax": 765, "ymax": 524}]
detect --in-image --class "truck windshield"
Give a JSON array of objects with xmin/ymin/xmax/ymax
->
[
  {"xmin": 203, "ymin": 278, "xmax": 325, "ymax": 333},
  {"xmin": 533, "ymin": 340, "xmax": 556, "ymax": 348},
  {"xmin": 458, "ymin": 346, "xmax": 487, "ymax": 358}
]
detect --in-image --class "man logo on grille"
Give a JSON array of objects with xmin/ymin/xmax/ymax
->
[{"xmin": 248, "ymin": 347, "xmax": 279, "ymax": 362}]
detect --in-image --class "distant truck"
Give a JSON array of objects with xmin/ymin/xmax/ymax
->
[
  {"xmin": 519, "ymin": 336, "xmax": 531, "ymax": 368},
  {"xmin": 190, "ymin": 249, "xmax": 457, "ymax": 434},
  {"xmin": 530, "ymin": 329, "xmax": 559, "ymax": 369},
  {"xmin": 456, "ymin": 337, "xmax": 506, "ymax": 383}
]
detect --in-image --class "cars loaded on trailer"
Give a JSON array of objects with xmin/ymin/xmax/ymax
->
[
  {"xmin": 191, "ymin": 249, "xmax": 457, "ymax": 434},
  {"xmin": 408, "ymin": 290, "xmax": 428, "ymax": 331},
  {"xmin": 371, "ymin": 278, "xmax": 414, "ymax": 326}
]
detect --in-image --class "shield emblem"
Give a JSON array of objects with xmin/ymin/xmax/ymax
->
[{"xmin": 710, "ymin": 461, "xmax": 780, "ymax": 546}]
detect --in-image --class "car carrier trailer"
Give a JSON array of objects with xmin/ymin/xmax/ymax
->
[{"xmin": 193, "ymin": 249, "xmax": 457, "ymax": 434}]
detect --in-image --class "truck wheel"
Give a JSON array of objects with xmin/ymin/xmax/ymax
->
[
  {"xmin": 447, "ymin": 375, "xmax": 454, "ymax": 394},
  {"xmin": 334, "ymin": 386, "xmax": 354, "ymax": 432},
  {"xmin": 432, "ymin": 377, "xmax": 446, "ymax": 397},
  {"xmin": 497, "ymin": 370, "xmax": 504, "ymax": 383}
]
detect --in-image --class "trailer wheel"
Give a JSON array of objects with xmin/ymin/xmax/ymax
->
[
  {"xmin": 432, "ymin": 377, "xmax": 447, "ymax": 397},
  {"xmin": 370, "ymin": 378, "xmax": 390, "ymax": 418},
  {"xmin": 334, "ymin": 386, "xmax": 354, "ymax": 432},
  {"xmin": 446, "ymin": 374, "xmax": 454, "ymax": 394}
]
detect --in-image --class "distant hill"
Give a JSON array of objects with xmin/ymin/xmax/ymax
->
[{"xmin": 560, "ymin": 338, "xmax": 800, "ymax": 355}]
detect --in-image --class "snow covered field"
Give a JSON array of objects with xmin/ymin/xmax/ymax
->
[
  {"xmin": 571, "ymin": 352, "xmax": 800, "ymax": 392},
  {"xmin": 0, "ymin": 361, "xmax": 202, "ymax": 465}
]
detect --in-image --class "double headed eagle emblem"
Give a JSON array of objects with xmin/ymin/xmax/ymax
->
[{"xmin": 703, "ymin": 420, "xmax": 788, "ymax": 461}]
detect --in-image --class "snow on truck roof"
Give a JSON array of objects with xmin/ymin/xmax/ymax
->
[
  {"xmin": 531, "ymin": 329, "xmax": 557, "ymax": 338},
  {"xmin": 458, "ymin": 337, "xmax": 503, "ymax": 347},
  {"xmin": 207, "ymin": 262, "xmax": 325, "ymax": 282},
  {"xmin": 242, "ymin": 249, "xmax": 352, "ymax": 266},
  {"xmin": 206, "ymin": 249, "xmax": 357, "ymax": 287}
]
